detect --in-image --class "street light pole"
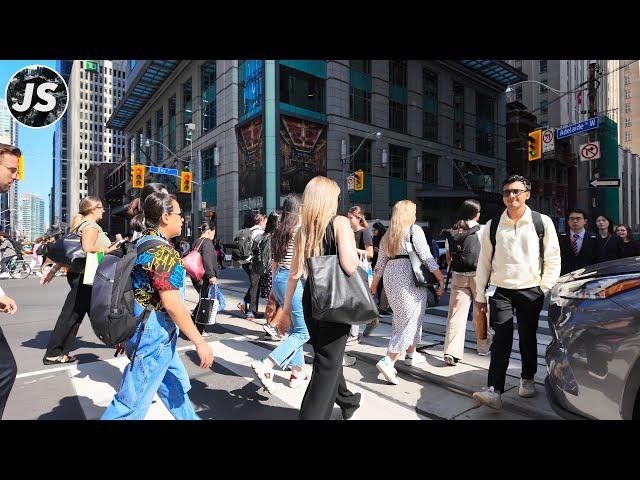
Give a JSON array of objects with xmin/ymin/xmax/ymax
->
[{"xmin": 340, "ymin": 131, "xmax": 381, "ymax": 214}]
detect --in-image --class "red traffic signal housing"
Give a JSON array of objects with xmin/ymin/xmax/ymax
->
[{"xmin": 132, "ymin": 165, "xmax": 145, "ymax": 188}]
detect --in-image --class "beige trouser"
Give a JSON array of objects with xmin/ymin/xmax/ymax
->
[{"xmin": 444, "ymin": 273, "xmax": 489, "ymax": 359}]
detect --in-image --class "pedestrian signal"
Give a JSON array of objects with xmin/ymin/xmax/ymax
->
[
  {"xmin": 180, "ymin": 171, "xmax": 192, "ymax": 193},
  {"xmin": 528, "ymin": 130, "xmax": 542, "ymax": 161},
  {"xmin": 132, "ymin": 164, "xmax": 145, "ymax": 188},
  {"xmin": 354, "ymin": 169, "xmax": 364, "ymax": 191}
]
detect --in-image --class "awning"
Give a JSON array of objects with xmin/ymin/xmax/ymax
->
[
  {"xmin": 107, "ymin": 60, "xmax": 180, "ymax": 131},
  {"xmin": 454, "ymin": 60, "xmax": 527, "ymax": 89}
]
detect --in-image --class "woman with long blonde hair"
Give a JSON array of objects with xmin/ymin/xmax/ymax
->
[
  {"xmin": 280, "ymin": 176, "xmax": 362, "ymax": 419},
  {"xmin": 42, "ymin": 196, "xmax": 120, "ymax": 364},
  {"xmin": 370, "ymin": 200, "xmax": 445, "ymax": 385}
]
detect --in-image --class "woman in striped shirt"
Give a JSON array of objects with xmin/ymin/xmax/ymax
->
[{"xmin": 251, "ymin": 194, "xmax": 311, "ymax": 390}]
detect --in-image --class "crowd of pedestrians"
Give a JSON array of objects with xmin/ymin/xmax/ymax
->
[{"xmin": 2, "ymin": 138, "xmax": 640, "ymax": 420}]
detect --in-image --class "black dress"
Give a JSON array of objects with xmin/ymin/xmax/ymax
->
[
  {"xmin": 595, "ymin": 233, "xmax": 623, "ymax": 263},
  {"xmin": 620, "ymin": 240, "xmax": 640, "ymax": 258}
]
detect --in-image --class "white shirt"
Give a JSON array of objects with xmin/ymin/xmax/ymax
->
[
  {"xmin": 568, "ymin": 228, "xmax": 585, "ymax": 254},
  {"xmin": 474, "ymin": 206, "xmax": 561, "ymax": 303}
]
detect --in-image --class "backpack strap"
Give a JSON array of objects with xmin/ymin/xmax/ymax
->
[
  {"xmin": 488, "ymin": 215, "xmax": 502, "ymax": 286},
  {"xmin": 531, "ymin": 211, "xmax": 545, "ymax": 277}
]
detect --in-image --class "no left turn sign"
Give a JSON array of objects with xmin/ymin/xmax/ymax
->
[{"xmin": 579, "ymin": 141, "xmax": 601, "ymax": 161}]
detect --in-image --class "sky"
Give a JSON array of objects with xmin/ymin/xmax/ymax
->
[{"xmin": 1, "ymin": 60, "xmax": 57, "ymax": 225}]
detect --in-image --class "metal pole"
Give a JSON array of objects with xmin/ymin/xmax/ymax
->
[{"xmin": 588, "ymin": 63, "xmax": 598, "ymax": 213}]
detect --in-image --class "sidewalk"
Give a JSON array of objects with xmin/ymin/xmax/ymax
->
[{"xmin": 189, "ymin": 266, "xmax": 560, "ymax": 420}]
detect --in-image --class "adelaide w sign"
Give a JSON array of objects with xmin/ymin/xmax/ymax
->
[{"xmin": 556, "ymin": 117, "xmax": 599, "ymax": 139}]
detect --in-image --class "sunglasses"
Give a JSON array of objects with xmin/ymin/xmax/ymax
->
[{"xmin": 502, "ymin": 189, "xmax": 528, "ymax": 197}]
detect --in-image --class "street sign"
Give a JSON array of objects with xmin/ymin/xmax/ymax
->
[
  {"xmin": 542, "ymin": 128, "xmax": 555, "ymax": 153},
  {"xmin": 579, "ymin": 141, "xmax": 601, "ymax": 162},
  {"xmin": 346, "ymin": 175, "xmax": 355, "ymax": 191},
  {"xmin": 556, "ymin": 117, "xmax": 599, "ymax": 139},
  {"xmin": 589, "ymin": 178, "xmax": 620, "ymax": 188},
  {"xmin": 149, "ymin": 166, "xmax": 179, "ymax": 176}
]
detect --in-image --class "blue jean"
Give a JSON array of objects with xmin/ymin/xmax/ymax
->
[
  {"xmin": 268, "ymin": 268, "xmax": 309, "ymax": 370},
  {"xmin": 101, "ymin": 307, "xmax": 199, "ymax": 420}
]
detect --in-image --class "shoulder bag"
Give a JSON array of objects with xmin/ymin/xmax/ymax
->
[
  {"xmin": 407, "ymin": 225, "xmax": 439, "ymax": 287},
  {"xmin": 183, "ymin": 238, "xmax": 206, "ymax": 282},
  {"xmin": 45, "ymin": 221, "xmax": 89, "ymax": 272},
  {"xmin": 306, "ymin": 220, "xmax": 378, "ymax": 325}
]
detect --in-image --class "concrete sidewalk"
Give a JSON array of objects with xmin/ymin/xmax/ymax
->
[{"xmin": 190, "ymin": 266, "xmax": 560, "ymax": 420}]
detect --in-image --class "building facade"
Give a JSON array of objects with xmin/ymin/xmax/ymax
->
[
  {"xmin": 53, "ymin": 60, "xmax": 128, "ymax": 230},
  {"xmin": 620, "ymin": 60, "xmax": 640, "ymax": 155},
  {"xmin": 0, "ymin": 97, "xmax": 19, "ymax": 237},
  {"xmin": 18, "ymin": 193, "xmax": 45, "ymax": 241},
  {"xmin": 108, "ymin": 60, "xmax": 524, "ymax": 241},
  {"xmin": 619, "ymin": 147, "xmax": 640, "ymax": 231}
]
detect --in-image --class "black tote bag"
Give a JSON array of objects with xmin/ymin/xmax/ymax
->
[
  {"xmin": 306, "ymin": 221, "xmax": 378, "ymax": 325},
  {"xmin": 45, "ymin": 221, "xmax": 88, "ymax": 272}
]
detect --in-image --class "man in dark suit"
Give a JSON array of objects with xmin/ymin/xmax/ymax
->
[{"xmin": 559, "ymin": 208, "xmax": 599, "ymax": 276}]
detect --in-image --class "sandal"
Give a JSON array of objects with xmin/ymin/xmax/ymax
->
[{"xmin": 43, "ymin": 355, "xmax": 78, "ymax": 365}]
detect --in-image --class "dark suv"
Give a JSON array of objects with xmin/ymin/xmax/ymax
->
[{"xmin": 545, "ymin": 257, "xmax": 640, "ymax": 419}]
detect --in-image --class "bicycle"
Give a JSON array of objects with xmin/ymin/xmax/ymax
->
[{"xmin": 2, "ymin": 257, "xmax": 32, "ymax": 279}]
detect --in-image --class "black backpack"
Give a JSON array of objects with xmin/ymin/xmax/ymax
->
[
  {"xmin": 251, "ymin": 232, "xmax": 272, "ymax": 275},
  {"xmin": 90, "ymin": 236, "xmax": 164, "ymax": 367},
  {"xmin": 489, "ymin": 211, "xmax": 545, "ymax": 276},
  {"xmin": 232, "ymin": 228, "xmax": 255, "ymax": 263},
  {"xmin": 445, "ymin": 225, "xmax": 481, "ymax": 272}
]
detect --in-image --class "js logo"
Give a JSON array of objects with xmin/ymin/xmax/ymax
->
[{"xmin": 5, "ymin": 65, "xmax": 68, "ymax": 128}]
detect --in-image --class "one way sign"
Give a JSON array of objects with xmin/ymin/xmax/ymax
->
[{"xmin": 589, "ymin": 178, "xmax": 620, "ymax": 188}]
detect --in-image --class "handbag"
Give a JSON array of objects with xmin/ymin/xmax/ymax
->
[
  {"xmin": 306, "ymin": 222, "xmax": 378, "ymax": 326},
  {"xmin": 407, "ymin": 225, "xmax": 438, "ymax": 288},
  {"xmin": 183, "ymin": 238, "xmax": 205, "ymax": 282},
  {"xmin": 194, "ymin": 297, "xmax": 218, "ymax": 325},
  {"xmin": 82, "ymin": 251, "xmax": 104, "ymax": 286},
  {"xmin": 359, "ymin": 252, "xmax": 373, "ymax": 287},
  {"xmin": 45, "ymin": 221, "xmax": 88, "ymax": 272}
]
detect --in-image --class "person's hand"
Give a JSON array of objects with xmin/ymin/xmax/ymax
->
[
  {"xmin": 195, "ymin": 341, "xmax": 214, "ymax": 369},
  {"xmin": 0, "ymin": 295, "xmax": 17, "ymax": 314},
  {"xmin": 370, "ymin": 283, "xmax": 378, "ymax": 297},
  {"xmin": 115, "ymin": 234, "xmax": 123, "ymax": 242},
  {"xmin": 435, "ymin": 283, "xmax": 445, "ymax": 297},
  {"xmin": 41, "ymin": 265, "xmax": 58, "ymax": 285},
  {"xmin": 474, "ymin": 301, "xmax": 487, "ymax": 314},
  {"xmin": 209, "ymin": 277, "xmax": 217, "ymax": 285}
]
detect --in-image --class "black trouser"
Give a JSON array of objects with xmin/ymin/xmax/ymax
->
[
  {"xmin": 0, "ymin": 255, "xmax": 16, "ymax": 273},
  {"xmin": 487, "ymin": 286, "xmax": 545, "ymax": 393},
  {"xmin": 299, "ymin": 284, "xmax": 360, "ymax": 420},
  {"xmin": 45, "ymin": 271, "xmax": 92, "ymax": 358},
  {"xmin": 242, "ymin": 264, "xmax": 261, "ymax": 314},
  {"xmin": 0, "ymin": 326, "xmax": 17, "ymax": 419}
]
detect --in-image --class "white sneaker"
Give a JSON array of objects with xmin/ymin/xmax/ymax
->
[
  {"xmin": 263, "ymin": 324, "xmax": 283, "ymax": 341},
  {"xmin": 406, "ymin": 352, "xmax": 427, "ymax": 366},
  {"xmin": 376, "ymin": 356, "xmax": 399, "ymax": 385},
  {"xmin": 250, "ymin": 359, "xmax": 274, "ymax": 392},
  {"xmin": 288, "ymin": 369, "xmax": 309, "ymax": 389},
  {"xmin": 444, "ymin": 354, "xmax": 458, "ymax": 366},
  {"xmin": 346, "ymin": 334, "xmax": 360, "ymax": 346},
  {"xmin": 342, "ymin": 354, "xmax": 357, "ymax": 367},
  {"xmin": 518, "ymin": 378, "xmax": 536, "ymax": 398},
  {"xmin": 472, "ymin": 386, "xmax": 502, "ymax": 409}
]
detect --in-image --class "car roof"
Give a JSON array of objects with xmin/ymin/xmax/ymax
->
[{"xmin": 561, "ymin": 257, "xmax": 640, "ymax": 281}]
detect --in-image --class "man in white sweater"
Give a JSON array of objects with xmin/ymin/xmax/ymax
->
[
  {"xmin": 0, "ymin": 144, "xmax": 20, "ymax": 419},
  {"xmin": 472, "ymin": 175, "xmax": 561, "ymax": 409}
]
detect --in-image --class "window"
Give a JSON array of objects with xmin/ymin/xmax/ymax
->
[
  {"xmin": 515, "ymin": 85, "xmax": 522, "ymax": 101},
  {"xmin": 625, "ymin": 89, "xmax": 631, "ymax": 99},
  {"xmin": 279, "ymin": 65, "xmax": 325, "ymax": 114},
  {"xmin": 453, "ymin": 82, "xmax": 465, "ymax": 149},
  {"xmin": 540, "ymin": 100, "xmax": 549, "ymax": 114},
  {"xmin": 388, "ymin": 144, "xmax": 407, "ymax": 180},
  {"xmin": 349, "ymin": 135, "xmax": 371, "ymax": 174},
  {"xmin": 422, "ymin": 152, "xmax": 438, "ymax": 184},
  {"xmin": 182, "ymin": 79, "xmax": 192, "ymax": 148},
  {"xmin": 238, "ymin": 60, "xmax": 263, "ymax": 120},
  {"xmin": 626, "ymin": 131, "xmax": 632, "ymax": 142},
  {"xmin": 389, "ymin": 100, "xmax": 407, "ymax": 132},
  {"xmin": 625, "ymin": 103, "xmax": 631, "ymax": 114},
  {"xmin": 422, "ymin": 68, "xmax": 438, "ymax": 141},
  {"xmin": 201, "ymin": 146, "xmax": 217, "ymax": 181},
  {"xmin": 168, "ymin": 95, "xmax": 176, "ymax": 152},
  {"xmin": 539, "ymin": 60, "xmax": 547, "ymax": 73},
  {"xmin": 625, "ymin": 76, "xmax": 631, "ymax": 85},
  {"xmin": 145, "ymin": 119, "xmax": 152, "ymax": 160},
  {"xmin": 514, "ymin": 60, "xmax": 522, "ymax": 71},
  {"xmin": 350, "ymin": 60, "xmax": 370, "ymax": 75},
  {"xmin": 350, "ymin": 87, "xmax": 371, "ymax": 123},
  {"xmin": 201, "ymin": 61, "xmax": 217, "ymax": 133},
  {"xmin": 626, "ymin": 117, "xmax": 633, "ymax": 128},
  {"xmin": 389, "ymin": 60, "xmax": 407, "ymax": 88},
  {"xmin": 476, "ymin": 93, "xmax": 495, "ymax": 155}
]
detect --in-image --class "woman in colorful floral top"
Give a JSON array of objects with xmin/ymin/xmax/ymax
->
[{"xmin": 102, "ymin": 192, "xmax": 214, "ymax": 420}]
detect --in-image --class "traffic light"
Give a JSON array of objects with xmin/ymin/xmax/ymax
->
[
  {"xmin": 131, "ymin": 164, "xmax": 145, "ymax": 188},
  {"xmin": 528, "ymin": 129, "xmax": 542, "ymax": 161},
  {"xmin": 17, "ymin": 155, "xmax": 24, "ymax": 180},
  {"xmin": 354, "ymin": 169, "xmax": 364, "ymax": 191},
  {"xmin": 180, "ymin": 171, "xmax": 192, "ymax": 193}
]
